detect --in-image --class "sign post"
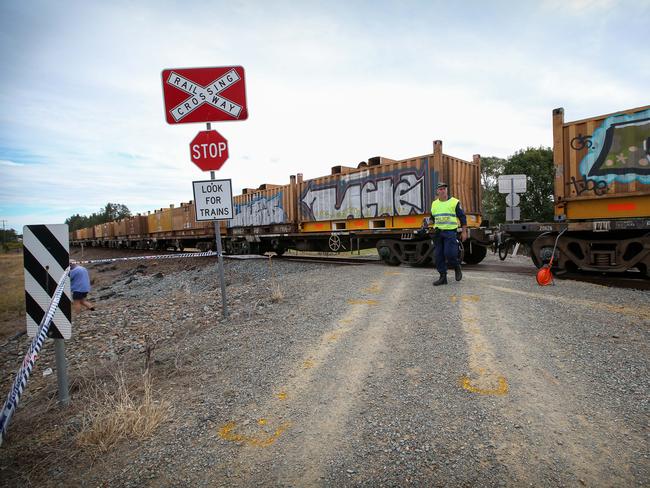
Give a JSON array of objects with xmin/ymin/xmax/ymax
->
[
  {"xmin": 23, "ymin": 224, "xmax": 71, "ymax": 405},
  {"xmin": 161, "ymin": 65, "xmax": 247, "ymax": 320},
  {"xmin": 191, "ymin": 122, "xmax": 233, "ymax": 318}
]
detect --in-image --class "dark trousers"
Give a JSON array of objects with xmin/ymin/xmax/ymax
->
[{"xmin": 435, "ymin": 230, "xmax": 459, "ymax": 273}]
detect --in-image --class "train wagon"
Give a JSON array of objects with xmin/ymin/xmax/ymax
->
[
  {"xmin": 502, "ymin": 105, "xmax": 650, "ymax": 275},
  {"xmin": 71, "ymin": 139, "xmax": 491, "ymax": 265},
  {"xmin": 223, "ymin": 140, "xmax": 490, "ymax": 265}
]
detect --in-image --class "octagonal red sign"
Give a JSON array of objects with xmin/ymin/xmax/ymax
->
[{"xmin": 190, "ymin": 130, "xmax": 229, "ymax": 171}]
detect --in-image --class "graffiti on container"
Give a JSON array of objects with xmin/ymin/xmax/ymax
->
[
  {"xmin": 301, "ymin": 170, "xmax": 425, "ymax": 221},
  {"xmin": 570, "ymin": 134, "xmax": 593, "ymax": 151},
  {"xmin": 230, "ymin": 193, "xmax": 285, "ymax": 227},
  {"xmin": 579, "ymin": 108, "xmax": 650, "ymax": 185},
  {"xmin": 569, "ymin": 176, "xmax": 609, "ymax": 196}
]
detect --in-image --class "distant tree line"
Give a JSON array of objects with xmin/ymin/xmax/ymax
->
[
  {"xmin": 0, "ymin": 228, "xmax": 19, "ymax": 242},
  {"xmin": 65, "ymin": 203, "xmax": 131, "ymax": 231},
  {"xmin": 480, "ymin": 147, "xmax": 554, "ymax": 225}
]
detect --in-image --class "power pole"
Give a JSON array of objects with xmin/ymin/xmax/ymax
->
[{"xmin": 0, "ymin": 219, "xmax": 7, "ymax": 250}]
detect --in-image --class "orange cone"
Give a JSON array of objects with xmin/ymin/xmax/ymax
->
[{"xmin": 536, "ymin": 265, "xmax": 553, "ymax": 286}]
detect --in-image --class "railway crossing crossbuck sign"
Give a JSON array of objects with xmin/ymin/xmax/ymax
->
[{"xmin": 161, "ymin": 66, "xmax": 248, "ymax": 124}]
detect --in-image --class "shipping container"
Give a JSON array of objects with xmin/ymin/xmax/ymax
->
[
  {"xmin": 147, "ymin": 207, "xmax": 173, "ymax": 234},
  {"xmin": 229, "ymin": 183, "xmax": 296, "ymax": 230},
  {"xmin": 553, "ymin": 105, "xmax": 650, "ymax": 220},
  {"xmin": 298, "ymin": 140, "xmax": 481, "ymax": 231},
  {"xmin": 127, "ymin": 215, "xmax": 149, "ymax": 237},
  {"xmin": 114, "ymin": 219, "xmax": 128, "ymax": 238}
]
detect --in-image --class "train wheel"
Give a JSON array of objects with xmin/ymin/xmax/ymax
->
[
  {"xmin": 462, "ymin": 243, "xmax": 487, "ymax": 264},
  {"xmin": 328, "ymin": 234, "xmax": 341, "ymax": 252}
]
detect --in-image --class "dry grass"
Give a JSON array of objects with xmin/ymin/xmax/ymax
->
[
  {"xmin": 0, "ymin": 251, "xmax": 25, "ymax": 340},
  {"xmin": 76, "ymin": 370, "xmax": 170, "ymax": 452}
]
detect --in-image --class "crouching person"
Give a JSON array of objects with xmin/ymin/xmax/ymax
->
[{"xmin": 70, "ymin": 262, "xmax": 95, "ymax": 312}]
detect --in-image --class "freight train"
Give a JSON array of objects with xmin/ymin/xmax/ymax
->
[
  {"xmin": 501, "ymin": 105, "xmax": 650, "ymax": 276},
  {"xmin": 71, "ymin": 140, "xmax": 492, "ymax": 266}
]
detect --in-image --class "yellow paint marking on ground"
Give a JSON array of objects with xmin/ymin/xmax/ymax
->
[
  {"xmin": 275, "ymin": 391, "xmax": 288, "ymax": 401},
  {"xmin": 451, "ymin": 295, "xmax": 480, "ymax": 303},
  {"xmin": 218, "ymin": 421, "xmax": 290, "ymax": 447},
  {"xmin": 347, "ymin": 299, "xmax": 378, "ymax": 305},
  {"xmin": 458, "ymin": 295, "xmax": 509, "ymax": 396},
  {"xmin": 364, "ymin": 283, "xmax": 382, "ymax": 293},
  {"xmin": 339, "ymin": 318, "xmax": 354, "ymax": 325},
  {"xmin": 486, "ymin": 285, "xmax": 650, "ymax": 321},
  {"xmin": 460, "ymin": 376, "xmax": 509, "ymax": 396},
  {"xmin": 302, "ymin": 359, "xmax": 315, "ymax": 369},
  {"xmin": 383, "ymin": 271, "xmax": 402, "ymax": 276},
  {"xmin": 327, "ymin": 333, "xmax": 340, "ymax": 342}
]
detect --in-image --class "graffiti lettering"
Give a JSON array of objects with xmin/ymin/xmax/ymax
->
[
  {"xmin": 301, "ymin": 172, "xmax": 425, "ymax": 221},
  {"xmin": 570, "ymin": 133, "xmax": 593, "ymax": 151},
  {"xmin": 569, "ymin": 176, "xmax": 609, "ymax": 196},
  {"xmin": 230, "ymin": 194, "xmax": 286, "ymax": 227}
]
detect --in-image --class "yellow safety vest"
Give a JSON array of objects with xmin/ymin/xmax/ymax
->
[{"xmin": 431, "ymin": 197, "xmax": 459, "ymax": 230}]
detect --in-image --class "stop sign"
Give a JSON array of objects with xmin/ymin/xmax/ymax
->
[{"xmin": 190, "ymin": 130, "xmax": 229, "ymax": 171}]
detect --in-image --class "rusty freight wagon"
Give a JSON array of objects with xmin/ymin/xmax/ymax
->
[
  {"xmin": 224, "ymin": 140, "xmax": 490, "ymax": 265},
  {"xmin": 503, "ymin": 105, "xmax": 650, "ymax": 275}
]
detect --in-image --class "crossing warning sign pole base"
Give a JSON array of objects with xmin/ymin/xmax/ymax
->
[{"xmin": 54, "ymin": 339, "xmax": 70, "ymax": 406}]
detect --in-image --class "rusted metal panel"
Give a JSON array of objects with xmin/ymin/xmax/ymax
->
[
  {"xmin": 298, "ymin": 140, "xmax": 481, "ymax": 228},
  {"xmin": 102, "ymin": 222, "xmax": 116, "ymax": 238},
  {"xmin": 172, "ymin": 201, "xmax": 214, "ymax": 234},
  {"xmin": 127, "ymin": 215, "xmax": 148, "ymax": 237},
  {"xmin": 229, "ymin": 184, "xmax": 296, "ymax": 228},
  {"xmin": 114, "ymin": 219, "xmax": 128, "ymax": 238},
  {"xmin": 93, "ymin": 224, "xmax": 103, "ymax": 239},
  {"xmin": 554, "ymin": 105, "xmax": 650, "ymax": 220},
  {"xmin": 148, "ymin": 207, "xmax": 173, "ymax": 234}
]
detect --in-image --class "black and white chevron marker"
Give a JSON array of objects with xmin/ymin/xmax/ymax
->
[{"xmin": 23, "ymin": 224, "xmax": 71, "ymax": 339}]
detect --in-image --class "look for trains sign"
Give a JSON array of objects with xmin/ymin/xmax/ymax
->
[{"xmin": 161, "ymin": 66, "xmax": 248, "ymax": 124}]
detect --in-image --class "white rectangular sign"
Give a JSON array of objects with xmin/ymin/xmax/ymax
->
[
  {"xmin": 192, "ymin": 179, "xmax": 233, "ymax": 221},
  {"xmin": 506, "ymin": 206, "xmax": 521, "ymax": 221},
  {"xmin": 498, "ymin": 174, "xmax": 527, "ymax": 194}
]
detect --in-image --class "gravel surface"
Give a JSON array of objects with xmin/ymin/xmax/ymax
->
[{"xmin": 1, "ymin": 248, "xmax": 648, "ymax": 487}]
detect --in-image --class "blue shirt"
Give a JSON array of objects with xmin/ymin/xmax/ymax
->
[
  {"xmin": 454, "ymin": 202, "xmax": 468, "ymax": 226},
  {"xmin": 70, "ymin": 266, "xmax": 91, "ymax": 293}
]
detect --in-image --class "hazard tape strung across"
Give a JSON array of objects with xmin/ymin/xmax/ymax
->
[
  {"xmin": 73, "ymin": 251, "xmax": 218, "ymax": 265},
  {"xmin": 0, "ymin": 267, "xmax": 70, "ymax": 447}
]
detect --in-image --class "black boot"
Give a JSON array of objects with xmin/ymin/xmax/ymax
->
[
  {"xmin": 454, "ymin": 265, "xmax": 462, "ymax": 281},
  {"xmin": 433, "ymin": 273, "xmax": 448, "ymax": 286}
]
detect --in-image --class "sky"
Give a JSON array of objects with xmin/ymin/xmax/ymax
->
[{"xmin": 0, "ymin": 0, "xmax": 648, "ymax": 232}]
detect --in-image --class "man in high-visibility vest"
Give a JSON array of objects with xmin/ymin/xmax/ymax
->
[{"xmin": 430, "ymin": 182, "xmax": 468, "ymax": 286}]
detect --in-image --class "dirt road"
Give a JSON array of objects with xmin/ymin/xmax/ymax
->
[{"xmin": 1, "ymin": 252, "xmax": 647, "ymax": 486}]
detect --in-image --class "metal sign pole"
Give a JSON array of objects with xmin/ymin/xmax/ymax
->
[
  {"xmin": 45, "ymin": 268, "xmax": 69, "ymax": 406},
  {"xmin": 510, "ymin": 178, "xmax": 514, "ymax": 222},
  {"xmin": 207, "ymin": 122, "xmax": 228, "ymax": 319}
]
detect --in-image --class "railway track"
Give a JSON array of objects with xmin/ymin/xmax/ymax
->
[{"xmin": 72, "ymin": 248, "xmax": 650, "ymax": 290}]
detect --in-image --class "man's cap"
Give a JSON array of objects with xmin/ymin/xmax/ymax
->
[{"xmin": 437, "ymin": 182, "xmax": 448, "ymax": 189}]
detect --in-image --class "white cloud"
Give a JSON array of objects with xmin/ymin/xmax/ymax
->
[
  {"xmin": 0, "ymin": 159, "xmax": 23, "ymax": 166},
  {"xmin": 0, "ymin": 1, "xmax": 647, "ymax": 230}
]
